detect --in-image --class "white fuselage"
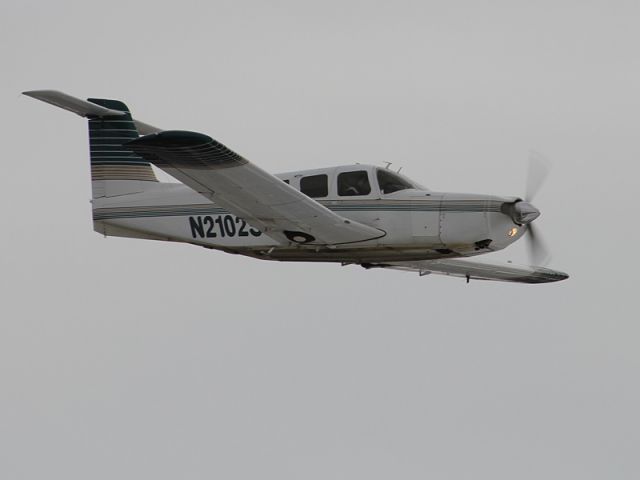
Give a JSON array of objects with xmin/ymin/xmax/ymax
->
[{"xmin": 92, "ymin": 164, "xmax": 526, "ymax": 263}]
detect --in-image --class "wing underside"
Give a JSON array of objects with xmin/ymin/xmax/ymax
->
[
  {"xmin": 370, "ymin": 258, "xmax": 569, "ymax": 284},
  {"xmin": 126, "ymin": 130, "xmax": 386, "ymax": 246}
]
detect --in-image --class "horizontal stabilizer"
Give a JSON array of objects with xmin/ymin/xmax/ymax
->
[
  {"xmin": 23, "ymin": 90, "xmax": 126, "ymax": 117},
  {"xmin": 23, "ymin": 90, "xmax": 162, "ymax": 134}
]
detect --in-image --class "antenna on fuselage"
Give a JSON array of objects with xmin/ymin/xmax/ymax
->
[{"xmin": 383, "ymin": 161, "xmax": 392, "ymax": 169}]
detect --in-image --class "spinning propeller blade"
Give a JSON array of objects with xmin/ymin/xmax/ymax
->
[
  {"xmin": 524, "ymin": 151, "xmax": 552, "ymax": 266},
  {"xmin": 526, "ymin": 223, "xmax": 551, "ymax": 266},
  {"xmin": 525, "ymin": 151, "xmax": 551, "ymax": 203}
]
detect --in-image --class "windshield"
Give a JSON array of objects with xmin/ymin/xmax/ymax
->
[{"xmin": 376, "ymin": 169, "xmax": 415, "ymax": 194}]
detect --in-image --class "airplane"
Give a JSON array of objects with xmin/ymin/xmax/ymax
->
[{"xmin": 24, "ymin": 90, "xmax": 569, "ymax": 284}]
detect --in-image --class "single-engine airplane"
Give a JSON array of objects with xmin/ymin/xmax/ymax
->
[{"xmin": 24, "ymin": 90, "xmax": 568, "ymax": 284}]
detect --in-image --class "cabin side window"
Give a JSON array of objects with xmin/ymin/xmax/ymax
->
[
  {"xmin": 376, "ymin": 169, "xmax": 414, "ymax": 194},
  {"xmin": 338, "ymin": 171, "xmax": 371, "ymax": 196},
  {"xmin": 300, "ymin": 174, "xmax": 328, "ymax": 198}
]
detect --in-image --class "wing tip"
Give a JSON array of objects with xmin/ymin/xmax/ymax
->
[
  {"xmin": 519, "ymin": 267, "xmax": 569, "ymax": 283},
  {"xmin": 128, "ymin": 130, "xmax": 213, "ymax": 148}
]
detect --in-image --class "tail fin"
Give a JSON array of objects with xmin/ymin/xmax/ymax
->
[
  {"xmin": 23, "ymin": 90, "xmax": 159, "ymax": 198},
  {"xmin": 86, "ymin": 98, "xmax": 157, "ymax": 197}
]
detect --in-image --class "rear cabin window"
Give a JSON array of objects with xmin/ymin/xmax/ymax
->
[
  {"xmin": 376, "ymin": 169, "xmax": 414, "ymax": 194},
  {"xmin": 338, "ymin": 171, "xmax": 371, "ymax": 196},
  {"xmin": 300, "ymin": 174, "xmax": 328, "ymax": 198}
]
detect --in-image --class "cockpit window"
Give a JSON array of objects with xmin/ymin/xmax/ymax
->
[
  {"xmin": 338, "ymin": 171, "xmax": 371, "ymax": 196},
  {"xmin": 376, "ymin": 169, "xmax": 414, "ymax": 194},
  {"xmin": 300, "ymin": 174, "xmax": 328, "ymax": 198}
]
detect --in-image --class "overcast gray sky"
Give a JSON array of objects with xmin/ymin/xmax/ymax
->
[{"xmin": 1, "ymin": 1, "xmax": 639, "ymax": 479}]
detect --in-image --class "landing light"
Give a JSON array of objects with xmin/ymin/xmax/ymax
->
[{"xmin": 507, "ymin": 227, "xmax": 518, "ymax": 237}]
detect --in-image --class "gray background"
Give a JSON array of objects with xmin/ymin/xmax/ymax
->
[{"xmin": 1, "ymin": 1, "xmax": 638, "ymax": 478}]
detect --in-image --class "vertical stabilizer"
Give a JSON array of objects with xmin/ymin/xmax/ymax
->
[
  {"xmin": 23, "ymin": 90, "xmax": 160, "ymax": 199},
  {"xmin": 86, "ymin": 98, "xmax": 158, "ymax": 198}
]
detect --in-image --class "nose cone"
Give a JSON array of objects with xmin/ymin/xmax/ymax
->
[{"xmin": 512, "ymin": 201, "xmax": 540, "ymax": 224}]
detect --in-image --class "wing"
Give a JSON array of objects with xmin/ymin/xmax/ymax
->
[
  {"xmin": 369, "ymin": 258, "xmax": 569, "ymax": 284},
  {"xmin": 126, "ymin": 130, "xmax": 386, "ymax": 245}
]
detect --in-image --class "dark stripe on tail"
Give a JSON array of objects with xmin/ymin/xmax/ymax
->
[{"xmin": 87, "ymin": 98, "xmax": 157, "ymax": 182}]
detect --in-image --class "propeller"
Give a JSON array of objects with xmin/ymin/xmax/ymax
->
[
  {"xmin": 500, "ymin": 151, "xmax": 552, "ymax": 266},
  {"xmin": 523, "ymin": 151, "xmax": 551, "ymax": 266},
  {"xmin": 526, "ymin": 219, "xmax": 550, "ymax": 267},
  {"xmin": 525, "ymin": 150, "xmax": 551, "ymax": 203}
]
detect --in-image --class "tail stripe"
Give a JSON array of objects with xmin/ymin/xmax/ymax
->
[{"xmin": 87, "ymin": 98, "xmax": 157, "ymax": 183}]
